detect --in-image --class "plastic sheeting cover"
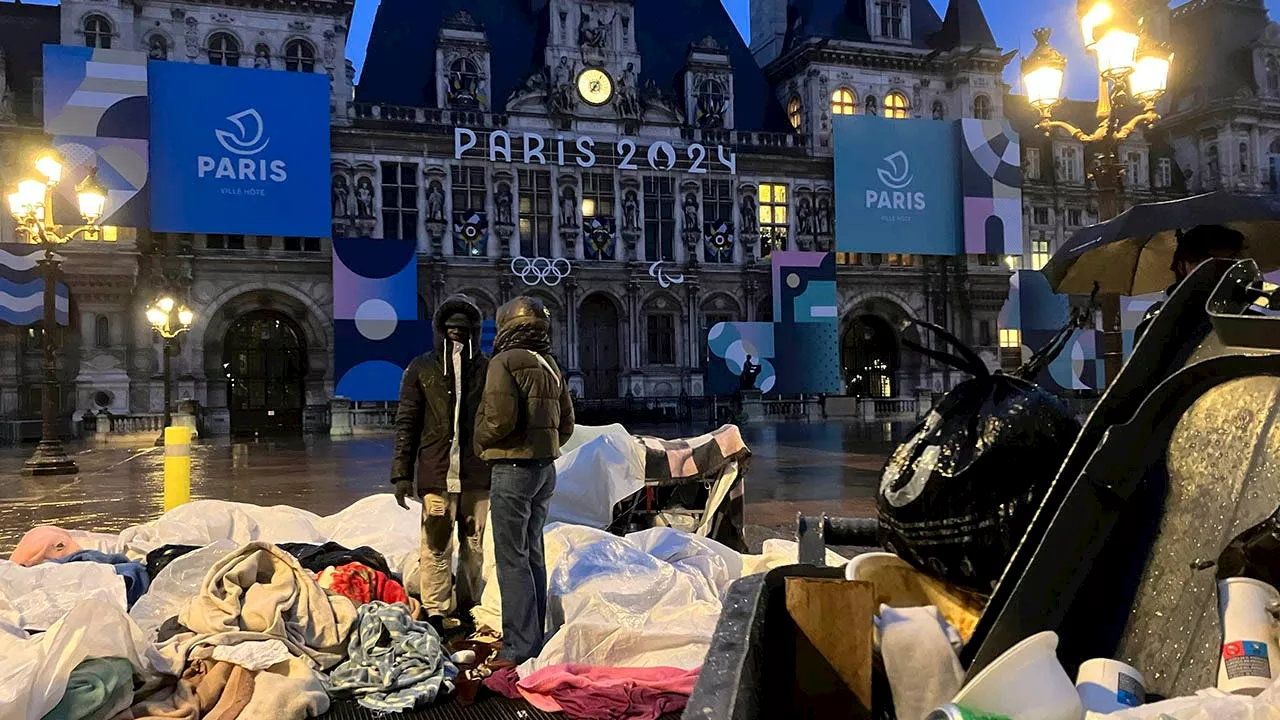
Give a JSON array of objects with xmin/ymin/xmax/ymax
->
[
  {"xmin": 0, "ymin": 560, "xmax": 126, "ymax": 631},
  {"xmin": 0, "ymin": 599, "xmax": 175, "ymax": 720},
  {"xmin": 128, "ymin": 539, "xmax": 237, "ymax": 641}
]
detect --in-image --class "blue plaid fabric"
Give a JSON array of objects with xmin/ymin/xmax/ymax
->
[{"xmin": 327, "ymin": 601, "xmax": 458, "ymax": 712}]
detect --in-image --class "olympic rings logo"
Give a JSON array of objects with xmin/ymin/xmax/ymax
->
[{"xmin": 511, "ymin": 256, "xmax": 572, "ymax": 287}]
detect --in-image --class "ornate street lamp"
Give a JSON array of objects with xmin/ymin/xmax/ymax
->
[
  {"xmin": 1021, "ymin": 2, "xmax": 1172, "ymax": 385},
  {"xmin": 145, "ymin": 296, "xmax": 194, "ymax": 446},
  {"xmin": 6, "ymin": 153, "xmax": 106, "ymax": 476}
]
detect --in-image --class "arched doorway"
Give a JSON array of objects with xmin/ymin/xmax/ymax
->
[
  {"xmin": 842, "ymin": 315, "xmax": 899, "ymax": 398},
  {"xmin": 578, "ymin": 294, "xmax": 621, "ymax": 399},
  {"xmin": 223, "ymin": 310, "xmax": 306, "ymax": 436}
]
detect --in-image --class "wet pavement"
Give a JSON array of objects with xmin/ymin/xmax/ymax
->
[{"xmin": 0, "ymin": 422, "xmax": 897, "ymax": 553}]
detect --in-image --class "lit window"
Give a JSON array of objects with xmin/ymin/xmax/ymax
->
[
  {"xmin": 83, "ymin": 15, "xmax": 112, "ymax": 49},
  {"xmin": 284, "ymin": 39, "xmax": 315, "ymax": 73},
  {"xmin": 973, "ymin": 95, "xmax": 992, "ymax": 120},
  {"xmin": 1031, "ymin": 236, "xmax": 1051, "ymax": 270},
  {"xmin": 207, "ymin": 32, "xmax": 241, "ymax": 67},
  {"xmin": 884, "ymin": 92, "xmax": 909, "ymax": 119},
  {"xmin": 831, "ymin": 88, "xmax": 856, "ymax": 116},
  {"xmin": 758, "ymin": 184, "xmax": 788, "ymax": 257},
  {"xmin": 999, "ymin": 328, "xmax": 1022, "ymax": 349},
  {"xmin": 787, "ymin": 96, "xmax": 802, "ymax": 130}
]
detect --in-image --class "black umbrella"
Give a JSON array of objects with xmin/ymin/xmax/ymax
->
[{"xmin": 1041, "ymin": 192, "xmax": 1280, "ymax": 296}]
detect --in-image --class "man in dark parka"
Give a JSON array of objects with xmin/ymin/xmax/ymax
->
[{"xmin": 391, "ymin": 294, "xmax": 491, "ymax": 633}]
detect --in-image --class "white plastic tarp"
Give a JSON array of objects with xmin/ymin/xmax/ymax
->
[
  {"xmin": 0, "ymin": 599, "xmax": 175, "ymax": 720},
  {"xmin": 0, "ymin": 560, "xmax": 126, "ymax": 631}
]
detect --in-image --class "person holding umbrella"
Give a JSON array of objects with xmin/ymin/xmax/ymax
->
[{"xmin": 1135, "ymin": 225, "xmax": 1244, "ymax": 341}]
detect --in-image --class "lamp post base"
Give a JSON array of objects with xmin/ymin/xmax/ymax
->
[{"xmin": 22, "ymin": 439, "xmax": 79, "ymax": 476}]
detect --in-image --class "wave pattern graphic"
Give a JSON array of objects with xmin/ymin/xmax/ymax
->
[{"xmin": 0, "ymin": 246, "xmax": 71, "ymax": 327}]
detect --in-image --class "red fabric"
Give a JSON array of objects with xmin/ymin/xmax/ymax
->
[
  {"xmin": 515, "ymin": 665, "xmax": 700, "ymax": 720},
  {"xmin": 317, "ymin": 562, "xmax": 409, "ymax": 605},
  {"xmin": 483, "ymin": 667, "xmax": 522, "ymax": 699}
]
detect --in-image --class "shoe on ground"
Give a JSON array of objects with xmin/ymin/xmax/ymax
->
[{"xmin": 427, "ymin": 615, "xmax": 446, "ymax": 636}]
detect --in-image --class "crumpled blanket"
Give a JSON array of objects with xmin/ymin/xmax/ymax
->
[
  {"xmin": 40, "ymin": 657, "xmax": 134, "ymax": 720},
  {"xmin": 9, "ymin": 527, "xmax": 82, "ymax": 567},
  {"xmin": 55, "ymin": 551, "xmax": 150, "ymax": 609},
  {"xmin": 317, "ymin": 563, "xmax": 408, "ymax": 605},
  {"xmin": 328, "ymin": 601, "xmax": 457, "ymax": 712},
  {"xmin": 179, "ymin": 542, "xmax": 356, "ymax": 669},
  {"xmin": 515, "ymin": 664, "xmax": 700, "ymax": 720},
  {"xmin": 116, "ymin": 656, "xmax": 326, "ymax": 720}
]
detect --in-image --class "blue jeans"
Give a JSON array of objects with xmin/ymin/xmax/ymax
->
[{"xmin": 489, "ymin": 461, "xmax": 557, "ymax": 663}]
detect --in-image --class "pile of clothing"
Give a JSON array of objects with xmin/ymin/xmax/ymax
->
[
  {"xmin": 1, "ymin": 508, "xmax": 455, "ymax": 720},
  {"xmin": 0, "ymin": 426, "xmax": 787, "ymax": 720}
]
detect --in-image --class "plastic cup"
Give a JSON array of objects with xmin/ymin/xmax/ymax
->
[
  {"xmin": 953, "ymin": 631, "xmax": 1085, "ymax": 720},
  {"xmin": 1075, "ymin": 658, "xmax": 1145, "ymax": 713},
  {"xmin": 1217, "ymin": 577, "xmax": 1280, "ymax": 696}
]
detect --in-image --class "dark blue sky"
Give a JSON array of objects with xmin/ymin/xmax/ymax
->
[
  {"xmin": 344, "ymin": 0, "xmax": 1280, "ymax": 99},
  {"xmin": 17, "ymin": 0, "xmax": 1279, "ymax": 99}
]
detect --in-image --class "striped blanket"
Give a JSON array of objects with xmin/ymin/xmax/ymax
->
[{"xmin": 634, "ymin": 424, "xmax": 750, "ymax": 482}]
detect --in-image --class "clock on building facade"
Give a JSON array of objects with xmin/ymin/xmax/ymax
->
[{"xmin": 577, "ymin": 68, "xmax": 613, "ymax": 106}]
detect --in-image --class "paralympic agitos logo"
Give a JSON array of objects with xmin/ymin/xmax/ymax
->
[
  {"xmin": 197, "ymin": 109, "xmax": 288, "ymax": 183},
  {"xmin": 865, "ymin": 150, "xmax": 926, "ymax": 212}
]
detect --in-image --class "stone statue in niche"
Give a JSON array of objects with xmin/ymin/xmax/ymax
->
[
  {"xmin": 184, "ymin": 17, "xmax": 200, "ymax": 59},
  {"xmin": 560, "ymin": 186, "xmax": 578, "ymax": 228},
  {"xmin": 579, "ymin": 6, "xmax": 614, "ymax": 50},
  {"xmin": 622, "ymin": 190, "xmax": 639, "ymax": 231},
  {"xmin": 495, "ymin": 183, "xmax": 513, "ymax": 225},
  {"xmin": 323, "ymin": 29, "xmax": 336, "ymax": 69},
  {"xmin": 549, "ymin": 56, "xmax": 576, "ymax": 115},
  {"xmin": 816, "ymin": 197, "xmax": 832, "ymax": 235},
  {"xmin": 740, "ymin": 193, "xmax": 758, "ymax": 234},
  {"xmin": 617, "ymin": 63, "xmax": 640, "ymax": 119},
  {"xmin": 683, "ymin": 193, "xmax": 699, "ymax": 229},
  {"xmin": 254, "ymin": 44, "xmax": 271, "ymax": 69},
  {"xmin": 426, "ymin": 180, "xmax": 445, "ymax": 222},
  {"xmin": 331, "ymin": 175, "xmax": 351, "ymax": 217},
  {"xmin": 355, "ymin": 176, "xmax": 375, "ymax": 219},
  {"xmin": 797, "ymin": 197, "xmax": 813, "ymax": 235}
]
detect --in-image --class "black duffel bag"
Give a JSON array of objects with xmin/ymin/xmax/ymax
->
[{"xmin": 877, "ymin": 318, "xmax": 1083, "ymax": 594}]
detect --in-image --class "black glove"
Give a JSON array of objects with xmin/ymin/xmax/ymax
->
[{"xmin": 393, "ymin": 479, "xmax": 415, "ymax": 510}]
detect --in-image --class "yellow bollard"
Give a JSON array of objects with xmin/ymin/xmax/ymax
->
[{"xmin": 163, "ymin": 426, "xmax": 192, "ymax": 511}]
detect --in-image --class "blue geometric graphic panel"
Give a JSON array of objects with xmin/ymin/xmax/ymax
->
[
  {"xmin": 771, "ymin": 251, "xmax": 838, "ymax": 324},
  {"xmin": 332, "ymin": 237, "xmax": 425, "ymax": 401},
  {"xmin": 773, "ymin": 322, "xmax": 842, "ymax": 394},
  {"xmin": 148, "ymin": 61, "xmax": 330, "ymax": 236},
  {"xmin": 707, "ymin": 322, "xmax": 776, "ymax": 395},
  {"xmin": 334, "ymin": 320, "xmax": 430, "ymax": 401}
]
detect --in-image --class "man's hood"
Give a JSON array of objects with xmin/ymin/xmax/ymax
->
[{"xmin": 433, "ymin": 294, "xmax": 483, "ymax": 357}]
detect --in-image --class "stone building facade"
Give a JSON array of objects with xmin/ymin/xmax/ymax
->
[{"xmin": 0, "ymin": 0, "xmax": 1198, "ymax": 437}]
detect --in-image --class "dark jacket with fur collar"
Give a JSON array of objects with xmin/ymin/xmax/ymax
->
[{"xmin": 390, "ymin": 295, "xmax": 492, "ymax": 492}]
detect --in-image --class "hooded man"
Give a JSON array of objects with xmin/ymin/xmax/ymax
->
[
  {"xmin": 474, "ymin": 295, "xmax": 575, "ymax": 667},
  {"xmin": 390, "ymin": 294, "xmax": 491, "ymax": 634}
]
